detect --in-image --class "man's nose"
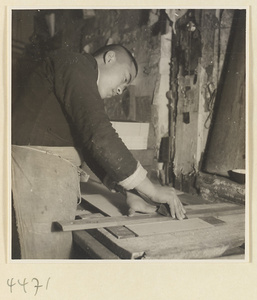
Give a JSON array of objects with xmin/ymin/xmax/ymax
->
[
  {"xmin": 117, "ymin": 84, "xmax": 128, "ymax": 95},
  {"xmin": 117, "ymin": 87, "xmax": 123, "ymax": 95}
]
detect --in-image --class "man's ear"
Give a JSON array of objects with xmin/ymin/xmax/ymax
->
[{"xmin": 104, "ymin": 50, "xmax": 116, "ymax": 64}]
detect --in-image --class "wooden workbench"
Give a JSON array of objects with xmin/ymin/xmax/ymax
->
[{"xmin": 64, "ymin": 180, "xmax": 245, "ymax": 260}]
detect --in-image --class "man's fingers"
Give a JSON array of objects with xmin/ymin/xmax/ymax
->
[
  {"xmin": 177, "ymin": 198, "xmax": 186, "ymax": 214},
  {"xmin": 176, "ymin": 202, "xmax": 186, "ymax": 220},
  {"xmin": 168, "ymin": 198, "xmax": 186, "ymax": 220},
  {"xmin": 168, "ymin": 201, "xmax": 176, "ymax": 219},
  {"xmin": 174, "ymin": 194, "xmax": 186, "ymax": 219}
]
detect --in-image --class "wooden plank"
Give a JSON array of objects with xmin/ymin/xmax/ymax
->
[
  {"xmin": 56, "ymin": 214, "xmax": 172, "ymax": 231},
  {"xmin": 73, "ymin": 230, "xmax": 120, "ymax": 259},
  {"xmin": 57, "ymin": 202, "xmax": 244, "ymax": 232},
  {"xmin": 185, "ymin": 202, "xmax": 244, "ymax": 213},
  {"xmin": 81, "ymin": 194, "xmax": 124, "ymax": 217},
  {"xmin": 89, "ymin": 213, "xmax": 245, "ymax": 259},
  {"xmin": 157, "ymin": 202, "xmax": 243, "ymax": 217},
  {"xmin": 126, "ymin": 218, "xmax": 213, "ymax": 237},
  {"xmin": 80, "ymin": 181, "xmax": 127, "ymax": 216},
  {"xmin": 185, "ymin": 202, "xmax": 244, "ymax": 210},
  {"xmin": 185, "ymin": 205, "xmax": 244, "ymax": 218}
]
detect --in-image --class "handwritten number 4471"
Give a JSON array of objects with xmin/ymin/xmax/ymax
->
[{"xmin": 7, "ymin": 277, "xmax": 50, "ymax": 296}]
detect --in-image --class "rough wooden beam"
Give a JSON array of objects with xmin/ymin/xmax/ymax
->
[{"xmin": 196, "ymin": 172, "xmax": 245, "ymax": 204}]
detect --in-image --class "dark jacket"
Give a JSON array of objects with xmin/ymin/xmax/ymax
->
[{"xmin": 12, "ymin": 49, "xmax": 137, "ymax": 182}]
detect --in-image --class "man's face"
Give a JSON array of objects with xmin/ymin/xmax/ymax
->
[{"xmin": 97, "ymin": 51, "xmax": 137, "ymax": 99}]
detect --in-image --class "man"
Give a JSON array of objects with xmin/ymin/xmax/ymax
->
[{"xmin": 12, "ymin": 44, "xmax": 186, "ymax": 259}]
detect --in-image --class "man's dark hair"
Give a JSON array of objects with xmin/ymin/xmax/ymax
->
[{"xmin": 93, "ymin": 44, "xmax": 138, "ymax": 76}]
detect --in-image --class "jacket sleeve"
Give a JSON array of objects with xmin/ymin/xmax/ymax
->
[{"xmin": 48, "ymin": 49, "xmax": 139, "ymax": 183}]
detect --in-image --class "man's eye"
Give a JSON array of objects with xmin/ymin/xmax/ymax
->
[{"xmin": 124, "ymin": 78, "xmax": 128, "ymax": 83}]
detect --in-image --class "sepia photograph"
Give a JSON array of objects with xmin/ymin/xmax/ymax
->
[{"xmin": 10, "ymin": 8, "xmax": 247, "ymax": 261}]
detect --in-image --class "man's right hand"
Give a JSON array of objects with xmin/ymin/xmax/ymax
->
[
  {"xmin": 126, "ymin": 191, "xmax": 157, "ymax": 216},
  {"xmin": 134, "ymin": 177, "xmax": 186, "ymax": 220}
]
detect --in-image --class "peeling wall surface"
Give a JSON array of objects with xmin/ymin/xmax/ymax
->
[{"xmin": 169, "ymin": 9, "xmax": 236, "ymax": 191}]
